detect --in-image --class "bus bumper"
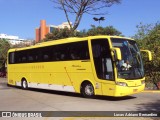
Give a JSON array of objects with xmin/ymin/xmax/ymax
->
[{"xmin": 114, "ymin": 84, "xmax": 145, "ymax": 97}]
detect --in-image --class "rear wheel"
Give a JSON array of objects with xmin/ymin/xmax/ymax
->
[
  {"xmin": 81, "ymin": 82, "xmax": 94, "ymax": 98},
  {"xmin": 21, "ymin": 79, "xmax": 28, "ymax": 89}
]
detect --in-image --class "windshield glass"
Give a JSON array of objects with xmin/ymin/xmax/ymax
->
[{"xmin": 111, "ymin": 38, "xmax": 144, "ymax": 79}]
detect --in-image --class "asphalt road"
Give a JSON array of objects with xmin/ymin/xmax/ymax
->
[{"xmin": 0, "ymin": 77, "xmax": 160, "ymax": 120}]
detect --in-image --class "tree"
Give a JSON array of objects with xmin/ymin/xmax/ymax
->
[
  {"xmin": 133, "ymin": 22, "xmax": 160, "ymax": 89},
  {"xmin": 44, "ymin": 25, "xmax": 122, "ymax": 41},
  {"xmin": 133, "ymin": 22, "xmax": 153, "ymax": 49},
  {"xmin": 51, "ymin": 0, "xmax": 121, "ymax": 31},
  {"xmin": 87, "ymin": 25, "xmax": 122, "ymax": 36},
  {"xmin": 0, "ymin": 39, "xmax": 10, "ymax": 68},
  {"xmin": 44, "ymin": 28, "xmax": 76, "ymax": 41}
]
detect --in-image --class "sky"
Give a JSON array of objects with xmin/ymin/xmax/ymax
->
[{"xmin": 0, "ymin": 0, "xmax": 160, "ymax": 39}]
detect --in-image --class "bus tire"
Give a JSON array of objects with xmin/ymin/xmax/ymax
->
[
  {"xmin": 21, "ymin": 79, "xmax": 28, "ymax": 89},
  {"xmin": 81, "ymin": 82, "xmax": 94, "ymax": 98}
]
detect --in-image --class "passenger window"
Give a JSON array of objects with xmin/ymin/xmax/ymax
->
[
  {"xmin": 69, "ymin": 41, "xmax": 89, "ymax": 60},
  {"xmin": 9, "ymin": 52, "xmax": 15, "ymax": 64},
  {"xmin": 11, "ymin": 40, "xmax": 90, "ymax": 63}
]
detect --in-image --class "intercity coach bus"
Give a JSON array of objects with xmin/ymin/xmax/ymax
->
[{"xmin": 7, "ymin": 36, "xmax": 152, "ymax": 97}]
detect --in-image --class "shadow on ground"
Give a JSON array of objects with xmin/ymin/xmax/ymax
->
[
  {"xmin": 136, "ymin": 100, "xmax": 160, "ymax": 111},
  {"xmin": 7, "ymin": 84, "xmax": 136, "ymax": 101},
  {"xmin": 0, "ymin": 82, "xmax": 12, "ymax": 90}
]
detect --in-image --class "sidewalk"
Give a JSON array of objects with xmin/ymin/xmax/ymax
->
[{"xmin": 143, "ymin": 90, "xmax": 160, "ymax": 93}]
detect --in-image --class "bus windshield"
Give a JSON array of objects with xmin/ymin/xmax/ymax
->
[{"xmin": 111, "ymin": 38, "xmax": 144, "ymax": 80}]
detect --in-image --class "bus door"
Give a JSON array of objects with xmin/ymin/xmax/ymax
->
[{"xmin": 91, "ymin": 39, "xmax": 115, "ymax": 96}]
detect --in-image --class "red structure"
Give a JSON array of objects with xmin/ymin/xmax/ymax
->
[
  {"xmin": 35, "ymin": 20, "xmax": 71, "ymax": 43},
  {"xmin": 35, "ymin": 20, "xmax": 49, "ymax": 43}
]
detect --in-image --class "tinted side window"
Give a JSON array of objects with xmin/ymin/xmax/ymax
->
[
  {"xmin": 15, "ymin": 51, "xmax": 28, "ymax": 63},
  {"xmin": 28, "ymin": 49, "xmax": 41, "ymax": 62},
  {"xmin": 41, "ymin": 47, "xmax": 52, "ymax": 62},
  {"xmin": 69, "ymin": 41, "xmax": 89, "ymax": 60},
  {"xmin": 50, "ymin": 41, "xmax": 89, "ymax": 61},
  {"xmin": 9, "ymin": 52, "xmax": 15, "ymax": 64},
  {"xmin": 9, "ymin": 40, "xmax": 90, "ymax": 64},
  {"xmin": 52, "ymin": 44, "xmax": 69, "ymax": 61}
]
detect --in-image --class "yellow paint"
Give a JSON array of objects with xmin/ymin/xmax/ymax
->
[
  {"xmin": 142, "ymin": 90, "xmax": 160, "ymax": 93},
  {"xmin": 63, "ymin": 117, "xmax": 76, "ymax": 120},
  {"xmin": 7, "ymin": 36, "xmax": 148, "ymax": 97}
]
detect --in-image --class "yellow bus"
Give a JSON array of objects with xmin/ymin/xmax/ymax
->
[{"xmin": 7, "ymin": 36, "xmax": 152, "ymax": 97}]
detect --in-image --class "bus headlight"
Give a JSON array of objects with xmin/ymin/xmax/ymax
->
[
  {"xmin": 141, "ymin": 80, "xmax": 145, "ymax": 84},
  {"xmin": 116, "ymin": 82, "xmax": 127, "ymax": 87}
]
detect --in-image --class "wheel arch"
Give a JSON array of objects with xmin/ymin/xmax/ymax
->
[
  {"xmin": 80, "ymin": 80, "xmax": 95, "ymax": 93},
  {"xmin": 21, "ymin": 77, "xmax": 27, "ymax": 81}
]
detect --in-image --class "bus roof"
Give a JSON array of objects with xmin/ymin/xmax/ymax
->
[{"xmin": 8, "ymin": 35, "xmax": 134, "ymax": 52}]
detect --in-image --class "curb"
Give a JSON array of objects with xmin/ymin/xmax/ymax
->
[{"xmin": 142, "ymin": 90, "xmax": 160, "ymax": 93}]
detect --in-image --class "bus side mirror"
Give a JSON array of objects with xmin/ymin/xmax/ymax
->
[
  {"xmin": 112, "ymin": 47, "xmax": 122, "ymax": 61},
  {"xmin": 140, "ymin": 50, "xmax": 152, "ymax": 61}
]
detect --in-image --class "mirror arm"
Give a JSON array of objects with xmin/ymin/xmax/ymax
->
[{"xmin": 140, "ymin": 50, "xmax": 152, "ymax": 61}]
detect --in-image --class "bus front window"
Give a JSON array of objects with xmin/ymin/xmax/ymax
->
[{"xmin": 111, "ymin": 38, "xmax": 144, "ymax": 79}]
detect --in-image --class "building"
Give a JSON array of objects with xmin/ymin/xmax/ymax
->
[
  {"xmin": 0, "ymin": 33, "xmax": 33, "ymax": 46},
  {"xmin": 0, "ymin": 33, "xmax": 23, "ymax": 45},
  {"xmin": 35, "ymin": 20, "xmax": 71, "ymax": 43},
  {"xmin": 0, "ymin": 33, "xmax": 19, "ymax": 40}
]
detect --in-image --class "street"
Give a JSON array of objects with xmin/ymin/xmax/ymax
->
[{"xmin": 0, "ymin": 77, "xmax": 160, "ymax": 120}]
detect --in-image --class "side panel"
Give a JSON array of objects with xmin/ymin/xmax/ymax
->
[
  {"xmin": 7, "ymin": 39, "xmax": 97, "ymax": 94},
  {"xmin": 8, "ymin": 60, "xmax": 95, "ymax": 93},
  {"xmin": 64, "ymin": 60, "xmax": 94, "ymax": 93}
]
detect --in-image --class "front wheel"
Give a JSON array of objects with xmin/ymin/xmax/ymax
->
[
  {"xmin": 21, "ymin": 79, "xmax": 28, "ymax": 89},
  {"xmin": 81, "ymin": 83, "xmax": 94, "ymax": 98}
]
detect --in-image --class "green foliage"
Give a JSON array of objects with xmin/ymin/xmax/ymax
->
[
  {"xmin": 0, "ymin": 39, "xmax": 10, "ymax": 68},
  {"xmin": 44, "ymin": 26, "xmax": 122, "ymax": 41},
  {"xmin": 133, "ymin": 22, "xmax": 160, "ymax": 89},
  {"xmin": 133, "ymin": 22, "xmax": 153, "ymax": 41},
  {"xmin": 44, "ymin": 28, "xmax": 76, "ymax": 41},
  {"xmin": 11, "ymin": 42, "xmax": 33, "ymax": 48},
  {"xmin": 87, "ymin": 26, "xmax": 122, "ymax": 36}
]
